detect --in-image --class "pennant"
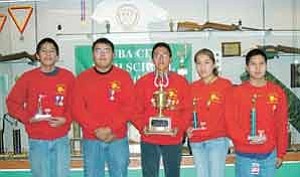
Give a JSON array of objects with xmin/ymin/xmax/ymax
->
[
  {"xmin": 8, "ymin": 5, "xmax": 33, "ymax": 34},
  {"xmin": 0, "ymin": 14, "xmax": 7, "ymax": 32},
  {"xmin": 81, "ymin": 0, "xmax": 86, "ymax": 22}
]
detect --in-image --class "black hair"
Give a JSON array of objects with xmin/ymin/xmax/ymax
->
[
  {"xmin": 246, "ymin": 48, "xmax": 267, "ymax": 65},
  {"xmin": 92, "ymin": 37, "xmax": 114, "ymax": 53},
  {"xmin": 151, "ymin": 42, "xmax": 172, "ymax": 58},
  {"xmin": 194, "ymin": 48, "xmax": 218, "ymax": 76},
  {"xmin": 36, "ymin": 37, "xmax": 59, "ymax": 56}
]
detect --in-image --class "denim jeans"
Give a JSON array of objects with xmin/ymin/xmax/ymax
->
[
  {"xmin": 141, "ymin": 141, "xmax": 182, "ymax": 177},
  {"xmin": 28, "ymin": 135, "xmax": 70, "ymax": 177},
  {"xmin": 190, "ymin": 137, "xmax": 229, "ymax": 177},
  {"xmin": 83, "ymin": 137, "xmax": 129, "ymax": 177},
  {"xmin": 235, "ymin": 150, "xmax": 276, "ymax": 177}
]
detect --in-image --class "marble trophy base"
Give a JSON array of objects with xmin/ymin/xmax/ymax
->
[
  {"xmin": 33, "ymin": 114, "xmax": 51, "ymax": 121},
  {"xmin": 146, "ymin": 116, "xmax": 174, "ymax": 135}
]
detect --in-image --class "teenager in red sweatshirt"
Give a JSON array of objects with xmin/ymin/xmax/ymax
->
[
  {"xmin": 187, "ymin": 48, "xmax": 232, "ymax": 177},
  {"xmin": 132, "ymin": 42, "xmax": 191, "ymax": 177},
  {"xmin": 226, "ymin": 49, "xmax": 288, "ymax": 177},
  {"xmin": 6, "ymin": 38, "xmax": 75, "ymax": 177},
  {"xmin": 72, "ymin": 38, "xmax": 135, "ymax": 177}
]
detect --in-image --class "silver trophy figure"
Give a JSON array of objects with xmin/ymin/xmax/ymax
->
[{"xmin": 34, "ymin": 94, "xmax": 51, "ymax": 120}]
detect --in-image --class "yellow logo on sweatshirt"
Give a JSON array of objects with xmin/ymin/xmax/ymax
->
[{"xmin": 56, "ymin": 84, "xmax": 66, "ymax": 95}]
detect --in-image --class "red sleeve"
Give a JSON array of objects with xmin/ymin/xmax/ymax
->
[
  {"xmin": 130, "ymin": 79, "xmax": 146, "ymax": 132},
  {"xmin": 71, "ymin": 78, "xmax": 99, "ymax": 133},
  {"xmin": 62, "ymin": 73, "xmax": 75, "ymax": 125},
  {"xmin": 172, "ymin": 79, "xmax": 192, "ymax": 133},
  {"xmin": 276, "ymin": 88, "xmax": 288, "ymax": 158},
  {"xmin": 110, "ymin": 74, "xmax": 136, "ymax": 134},
  {"xmin": 6, "ymin": 74, "xmax": 31, "ymax": 124},
  {"xmin": 225, "ymin": 86, "xmax": 247, "ymax": 144}
]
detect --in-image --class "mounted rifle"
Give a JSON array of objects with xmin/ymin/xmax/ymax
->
[{"xmin": 0, "ymin": 51, "xmax": 37, "ymax": 63}]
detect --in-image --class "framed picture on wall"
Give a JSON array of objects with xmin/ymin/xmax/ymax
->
[
  {"xmin": 291, "ymin": 63, "xmax": 300, "ymax": 88},
  {"xmin": 221, "ymin": 42, "xmax": 241, "ymax": 57}
]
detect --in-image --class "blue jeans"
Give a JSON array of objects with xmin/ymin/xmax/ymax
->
[
  {"xmin": 141, "ymin": 141, "xmax": 182, "ymax": 177},
  {"xmin": 235, "ymin": 150, "xmax": 276, "ymax": 177},
  {"xmin": 83, "ymin": 137, "xmax": 129, "ymax": 177},
  {"xmin": 28, "ymin": 135, "xmax": 70, "ymax": 177},
  {"xmin": 190, "ymin": 137, "xmax": 229, "ymax": 177}
]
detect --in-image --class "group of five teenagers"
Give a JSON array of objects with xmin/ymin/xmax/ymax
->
[
  {"xmin": 6, "ymin": 37, "xmax": 288, "ymax": 177},
  {"xmin": 226, "ymin": 49, "xmax": 288, "ymax": 177},
  {"xmin": 6, "ymin": 38, "xmax": 75, "ymax": 177},
  {"xmin": 72, "ymin": 38, "xmax": 135, "ymax": 177},
  {"xmin": 187, "ymin": 48, "xmax": 232, "ymax": 177}
]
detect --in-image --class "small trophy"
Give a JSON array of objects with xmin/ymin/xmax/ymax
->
[
  {"xmin": 146, "ymin": 72, "xmax": 174, "ymax": 135},
  {"xmin": 248, "ymin": 94, "xmax": 266, "ymax": 144},
  {"xmin": 192, "ymin": 98, "xmax": 206, "ymax": 130},
  {"xmin": 33, "ymin": 94, "xmax": 52, "ymax": 121},
  {"xmin": 177, "ymin": 44, "xmax": 188, "ymax": 76}
]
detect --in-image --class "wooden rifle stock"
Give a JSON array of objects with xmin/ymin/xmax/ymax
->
[
  {"xmin": 177, "ymin": 21, "xmax": 239, "ymax": 31},
  {"xmin": 0, "ymin": 51, "xmax": 37, "ymax": 62}
]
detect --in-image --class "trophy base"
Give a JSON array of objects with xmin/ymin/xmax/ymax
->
[
  {"xmin": 33, "ymin": 114, "xmax": 51, "ymax": 121},
  {"xmin": 148, "ymin": 116, "xmax": 172, "ymax": 135},
  {"xmin": 248, "ymin": 135, "xmax": 267, "ymax": 144},
  {"xmin": 145, "ymin": 128, "xmax": 175, "ymax": 135}
]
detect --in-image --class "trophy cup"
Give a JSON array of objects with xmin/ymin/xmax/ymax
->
[
  {"xmin": 146, "ymin": 72, "xmax": 174, "ymax": 135},
  {"xmin": 248, "ymin": 94, "xmax": 266, "ymax": 144},
  {"xmin": 192, "ymin": 98, "xmax": 207, "ymax": 130},
  {"xmin": 177, "ymin": 44, "xmax": 188, "ymax": 76},
  {"xmin": 33, "ymin": 94, "xmax": 52, "ymax": 121}
]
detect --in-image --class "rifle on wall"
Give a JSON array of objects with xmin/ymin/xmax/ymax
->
[
  {"xmin": 0, "ymin": 51, "xmax": 37, "ymax": 63},
  {"xmin": 177, "ymin": 20, "xmax": 267, "ymax": 32},
  {"xmin": 257, "ymin": 45, "xmax": 300, "ymax": 59}
]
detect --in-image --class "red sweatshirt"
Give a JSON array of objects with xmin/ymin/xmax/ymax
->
[
  {"xmin": 226, "ymin": 81, "xmax": 288, "ymax": 158},
  {"xmin": 72, "ymin": 66, "xmax": 135, "ymax": 139},
  {"xmin": 189, "ymin": 77, "xmax": 232, "ymax": 142},
  {"xmin": 6, "ymin": 67, "xmax": 75, "ymax": 140},
  {"xmin": 132, "ymin": 72, "xmax": 191, "ymax": 145}
]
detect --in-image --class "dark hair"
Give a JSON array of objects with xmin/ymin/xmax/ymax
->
[
  {"xmin": 194, "ymin": 48, "xmax": 218, "ymax": 76},
  {"xmin": 246, "ymin": 49, "xmax": 267, "ymax": 65},
  {"xmin": 36, "ymin": 37, "xmax": 59, "ymax": 56},
  {"xmin": 92, "ymin": 38, "xmax": 114, "ymax": 53},
  {"xmin": 151, "ymin": 42, "xmax": 172, "ymax": 58}
]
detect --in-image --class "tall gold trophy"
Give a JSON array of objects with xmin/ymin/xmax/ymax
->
[{"xmin": 146, "ymin": 72, "xmax": 175, "ymax": 135}]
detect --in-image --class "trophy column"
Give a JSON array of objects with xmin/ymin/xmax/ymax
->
[
  {"xmin": 191, "ymin": 98, "xmax": 206, "ymax": 130},
  {"xmin": 248, "ymin": 94, "xmax": 266, "ymax": 143}
]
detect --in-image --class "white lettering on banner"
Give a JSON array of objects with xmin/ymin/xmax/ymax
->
[
  {"xmin": 116, "ymin": 62, "xmax": 154, "ymax": 73},
  {"xmin": 115, "ymin": 48, "xmax": 152, "ymax": 59},
  {"xmin": 115, "ymin": 49, "xmax": 134, "ymax": 58},
  {"xmin": 135, "ymin": 48, "xmax": 152, "ymax": 58}
]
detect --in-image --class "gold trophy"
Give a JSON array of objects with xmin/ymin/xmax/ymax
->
[
  {"xmin": 146, "ymin": 72, "xmax": 175, "ymax": 135},
  {"xmin": 33, "ymin": 94, "xmax": 52, "ymax": 121}
]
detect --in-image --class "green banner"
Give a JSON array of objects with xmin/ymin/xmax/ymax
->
[{"xmin": 75, "ymin": 43, "xmax": 192, "ymax": 82}]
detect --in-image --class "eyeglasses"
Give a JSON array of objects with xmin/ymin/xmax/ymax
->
[
  {"xmin": 94, "ymin": 47, "xmax": 112, "ymax": 54},
  {"xmin": 153, "ymin": 53, "xmax": 169, "ymax": 59}
]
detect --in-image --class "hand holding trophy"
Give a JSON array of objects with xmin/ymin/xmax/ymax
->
[
  {"xmin": 145, "ymin": 71, "xmax": 176, "ymax": 135},
  {"xmin": 248, "ymin": 94, "xmax": 266, "ymax": 144}
]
